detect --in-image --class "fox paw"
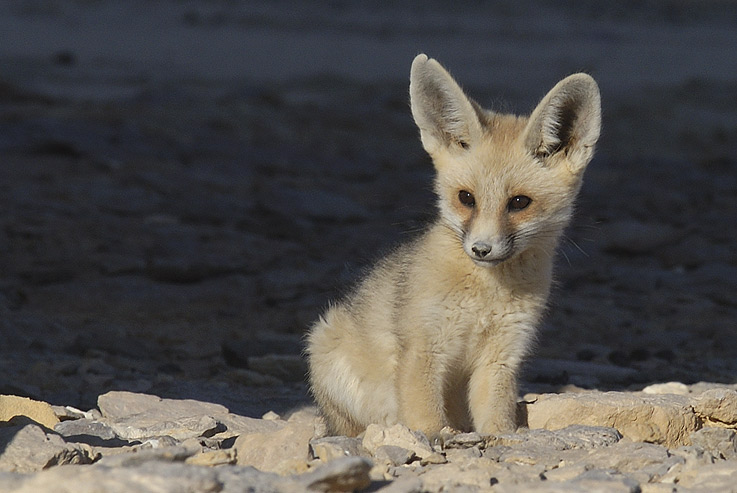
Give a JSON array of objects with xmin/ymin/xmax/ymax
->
[{"xmin": 429, "ymin": 426, "xmax": 465, "ymax": 449}]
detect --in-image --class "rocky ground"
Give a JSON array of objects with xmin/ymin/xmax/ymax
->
[{"xmin": 1, "ymin": 1, "xmax": 737, "ymax": 491}]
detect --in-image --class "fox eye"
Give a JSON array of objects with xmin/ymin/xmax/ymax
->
[
  {"xmin": 508, "ymin": 195, "xmax": 532, "ymax": 211},
  {"xmin": 458, "ymin": 190, "xmax": 475, "ymax": 207}
]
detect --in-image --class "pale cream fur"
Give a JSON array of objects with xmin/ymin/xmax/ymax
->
[{"xmin": 306, "ymin": 54, "xmax": 601, "ymax": 438}]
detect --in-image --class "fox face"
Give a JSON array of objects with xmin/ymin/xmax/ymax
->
[
  {"xmin": 435, "ymin": 129, "xmax": 585, "ymax": 266},
  {"xmin": 410, "ymin": 55, "xmax": 601, "ymax": 266}
]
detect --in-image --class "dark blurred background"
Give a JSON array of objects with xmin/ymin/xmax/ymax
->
[{"xmin": 0, "ymin": 0, "xmax": 735, "ymax": 412}]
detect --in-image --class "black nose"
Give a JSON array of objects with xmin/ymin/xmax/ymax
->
[{"xmin": 471, "ymin": 242, "xmax": 492, "ymax": 258}]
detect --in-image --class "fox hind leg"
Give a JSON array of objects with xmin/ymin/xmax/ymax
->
[
  {"xmin": 307, "ymin": 311, "xmax": 371, "ymax": 437},
  {"xmin": 314, "ymin": 390, "xmax": 364, "ymax": 437}
]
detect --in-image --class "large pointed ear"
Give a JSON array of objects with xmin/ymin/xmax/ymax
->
[
  {"xmin": 523, "ymin": 73, "xmax": 601, "ymax": 174},
  {"xmin": 409, "ymin": 54, "xmax": 483, "ymax": 156}
]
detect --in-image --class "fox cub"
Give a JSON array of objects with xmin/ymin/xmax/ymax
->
[{"xmin": 306, "ymin": 54, "xmax": 601, "ymax": 438}]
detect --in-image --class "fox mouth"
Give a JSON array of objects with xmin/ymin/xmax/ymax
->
[
  {"xmin": 466, "ymin": 249, "xmax": 515, "ymax": 266},
  {"xmin": 469, "ymin": 255, "xmax": 511, "ymax": 266}
]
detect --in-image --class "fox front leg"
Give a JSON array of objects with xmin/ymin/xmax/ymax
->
[
  {"xmin": 467, "ymin": 359, "xmax": 519, "ymax": 435},
  {"xmin": 396, "ymin": 349, "xmax": 448, "ymax": 438}
]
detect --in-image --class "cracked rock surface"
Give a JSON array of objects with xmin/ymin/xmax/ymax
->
[{"xmin": 2, "ymin": 388, "xmax": 737, "ymax": 491}]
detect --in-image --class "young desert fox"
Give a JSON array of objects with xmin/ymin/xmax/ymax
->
[{"xmin": 306, "ymin": 54, "xmax": 601, "ymax": 438}]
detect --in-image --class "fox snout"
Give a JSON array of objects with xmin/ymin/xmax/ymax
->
[
  {"xmin": 464, "ymin": 236, "xmax": 514, "ymax": 265},
  {"xmin": 471, "ymin": 242, "xmax": 492, "ymax": 259}
]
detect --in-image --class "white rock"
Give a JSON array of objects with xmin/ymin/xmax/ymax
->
[
  {"xmin": 362, "ymin": 424, "xmax": 434, "ymax": 460},
  {"xmin": 642, "ymin": 382, "xmax": 690, "ymax": 395}
]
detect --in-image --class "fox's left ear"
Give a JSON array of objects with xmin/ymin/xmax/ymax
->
[{"xmin": 523, "ymin": 73, "xmax": 601, "ymax": 174}]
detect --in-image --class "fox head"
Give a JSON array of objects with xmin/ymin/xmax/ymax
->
[{"xmin": 409, "ymin": 54, "xmax": 601, "ymax": 266}]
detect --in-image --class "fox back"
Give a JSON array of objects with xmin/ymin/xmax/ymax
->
[{"xmin": 307, "ymin": 54, "xmax": 600, "ymax": 438}]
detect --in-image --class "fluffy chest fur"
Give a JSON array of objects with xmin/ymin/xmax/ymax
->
[{"xmin": 394, "ymin": 225, "xmax": 552, "ymax": 371}]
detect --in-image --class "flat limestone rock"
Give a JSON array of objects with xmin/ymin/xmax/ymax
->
[
  {"xmin": 0, "ymin": 395, "xmax": 59, "ymax": 429},
  {"xmin": 689, "ymin": 427, "xmax": 737, "ymax": 459},
  {"xmin": 96, "ymin": 445, "xmax": 196, "ymax": 468},
  {"xmin": 374, "ymin": 445, "xmax": 415, "ymax": 467},
  {"xmin": 673, "ymin": 460, "xmax": 737, "ymax": 490},
  {"xmin": 97, "ymin": 391, "xmax": 282, "ymax": 441},
  {"xmin": 418, "ymin": 461, "xmax": 506, "ymax": 491},
  {"xmin": 298, "ymin": 456, "xmax": 372, "ymax": 492},
  {"xmin": 373, "ymin": 476, "xmax": 423, "ymax": 493},
  {"xmin": 488, "ymin": 426, "xmax": 622, "ymax": 451},
  {"xmin": 214, "ymin": 413, "xmax": 286, "ymax": 437},
  {"xmin": 566, "ymin": 469, "xmax": 641, "ymax": 493},
  {"xmin": 443, "ymin": 432, "xmax": 484, "ymax": 449},
  {"xmin": 310, "ymin": 436, "xmax": 368, "ymax": 462},
  {"xmin": 234, "ymin": 417, "xmax": 318, "ymax": 474},
  {"xmin": 692, "ymin": 388, "xmax": 737, "ymax": 426},
  {"xmin": 1, "ymin": 462, "xmax": 226, "ymax": 493},
  {"xmin": 105, "ymin": 414, "xmax": 224, "ymax": 441},
  {"xmin": 492, "ymin": 468, "xmax": 640, "ymax": 493},
  {"xmin": 579, "ymin": 441, "xmax": 683, "ymax": 483},
  {"xmin": 525, "ymin": 391, "xmax": 698, "ymax": 447},
  {"xmin": 0, "ymin": 458, "xmax": 377, "ymax": 493},
  {"xmin": 98, "ymin": 391, "xmax": 229, "ymax": 421},
  {"xmin": 362, "ymin": 424, "xmax": 434, "ymax": 461},
  {"xmin": 184, "ymin": 448, "xmax": 237, "ymax": 466},
  {"xmin": 55, "ymin": 418, "xmax": 117, "ymax": 441},
  {"xmin": 0, "ymin": 422, "xmax": 97, "ymax": 473}
]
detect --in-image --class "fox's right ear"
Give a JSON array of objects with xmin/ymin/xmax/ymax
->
[{"xmin": 410, "ymin": 54, "xmax": 483, "ymax": 156}]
